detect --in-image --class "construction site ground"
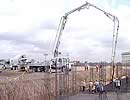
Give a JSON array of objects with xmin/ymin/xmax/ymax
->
[
  {"xmin": 0, "ymin": 66, "xmax": 130, "ymax": 100},
  {"xmin": 69, "ymin": 92, "xmax": 130, "ymax": 100},
  {"xmin": 69, "ymin": 75, "xmax": 130, "ymax": 100}
]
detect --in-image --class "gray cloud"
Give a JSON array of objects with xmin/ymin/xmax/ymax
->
[
  {"xmin": 117, "ymin": 37, "xmax": 130, "ymax": 50},
  {"xmin": 0, "ymin": 32, "xmax": 53, "ymax": 53},
  {"xmin": 0, "ymin": 0, "xmax": 129, "ymax": 62}
]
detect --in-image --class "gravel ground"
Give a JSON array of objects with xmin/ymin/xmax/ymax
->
[{"xmin": 69, "ymin": 92, "xmax": 130, "ymax": 100}]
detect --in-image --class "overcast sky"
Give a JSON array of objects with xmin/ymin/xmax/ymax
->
[{"xmin": 0, "ymin": 0, "xmax": 130, "ymax": 62}]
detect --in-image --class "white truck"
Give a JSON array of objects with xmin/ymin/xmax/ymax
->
[
  {"xmin": 50, "ymin": 57, "xmax": 72, "ymax": 72},
  {"xmin": 27, "ymin": 57, "xmax": 72, "ymax": 73},
  {"xmin": 10, "ymin": 54, "xmax": 50, "ymax": 72},
  {"xmin": 10, "ymin": 54, "xmax": 72, "ymax": 72},
  {"xmin": 10, "ymin": 55, "xmax": 28, "ymax": 71},
  {"xmin": 27, "ymin": 60, "xmax": 50, "ymax": 72}
]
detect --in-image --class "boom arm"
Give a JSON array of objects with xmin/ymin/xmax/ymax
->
[
  {"xmin": 53, "ymin": 1, "xmax": 119, "ymax": 80},
  {"xmin": 53, "ymin": 16, "xmax": 68, "ymax": 57}
]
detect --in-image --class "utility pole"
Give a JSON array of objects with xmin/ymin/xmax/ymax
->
[
  {"xmin": 44, "ymin": 54, "xmax": 48, "ymax": 66},
  {"xmin": 44, "ymin": 53, "xmax": 51, "ymax": 100}
]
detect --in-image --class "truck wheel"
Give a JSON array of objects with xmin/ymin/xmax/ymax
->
[
  {"xmin": 43, "ymin": 67, "xmax": 45, "ymax": 72},
  {"xmin": 39, "ymin": 67, "xmax": 43, "ymax": 72},
  {"xmin": 37, "ymin": 67, "xmax": 40, "ymax": 72},
  {"xmin": 61, "ymin": 67, "xmax": 64, "ymax": 72},
  {"xmin": 33, "ymin": 68, "xmax": 37, "ymax": 72}
]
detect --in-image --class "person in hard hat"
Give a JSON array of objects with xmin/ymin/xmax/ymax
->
[{"xmin": 89, "ymin": 81, "xmax": 94, "ymax": 93}]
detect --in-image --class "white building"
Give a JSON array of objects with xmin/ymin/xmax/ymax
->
[{"xmin": 122, "ymin": 52, "xmax": 130, "ymax": 66}]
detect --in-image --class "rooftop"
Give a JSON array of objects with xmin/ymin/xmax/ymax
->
[{"xmin": 122, "ymin": 52, "xmax": 130, "ymax": 55}]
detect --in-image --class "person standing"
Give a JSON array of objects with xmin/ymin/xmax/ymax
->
[
  {"xmin": 126, "ymin": 75, "xmax": 129, "ymax": 84},
  {"xmin": 97, "ymin": 80, "xmax": 104, "ymax": 94},
  {"xmin": 89, "ymin": 81, "xmax": 93, "ymax": 92},
  {"xmin": 115, "ymin": 78, "xmax": 121, "ymax": 89},
  {"xmin": 96, "ymin": 64, "xmax": 99, "ymax": 72},
  {"xmin": 95, "ymin": 80, "xmax": 99, "ymax": 93},
  {"xmin": 82, "ymin": 80, "xmax": 86, "ymax": 92}
]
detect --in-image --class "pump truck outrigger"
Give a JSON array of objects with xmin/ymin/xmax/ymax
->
[{"xmin": 52, "ymin": 1, "xmax": 119, "ymax": 79}]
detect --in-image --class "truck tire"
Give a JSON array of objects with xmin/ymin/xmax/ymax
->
[
  {"xmin": 39, "ymin": 67, "xmax": 43, "ymax": 72},
  {"xmin": 43, "ymin": 67, "xmax": 46, "ymax": 72},
  {"xmin": 33, "ymin": 68, "xmax": 37, "ymax": 72},
  {"xmin": 61, "ymin": 67, "xmax": 64, "ymax": 72},
  {"xmin": 61, "ymin": 67, "xmax": 63, "ymax": 72}
]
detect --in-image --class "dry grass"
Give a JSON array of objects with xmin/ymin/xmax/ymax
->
[{"xmin": 0, "ymin": 66, "xmax": 129, "ymax": 100}]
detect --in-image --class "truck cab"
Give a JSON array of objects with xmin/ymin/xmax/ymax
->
[{"xmin": 50, "ymin": 57, "xmax": 71, "ymax": 72}]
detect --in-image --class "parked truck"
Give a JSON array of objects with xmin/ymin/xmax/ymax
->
[{"xmin": 10, "ymin": 54, "xmax": 72, "ymax": 72}]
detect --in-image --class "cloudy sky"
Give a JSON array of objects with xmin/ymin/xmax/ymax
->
[{"xmin": 0, "ymin": 0, "xmax": 130, "ymax": 62}]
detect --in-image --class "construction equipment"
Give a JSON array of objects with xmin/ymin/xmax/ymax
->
[
  {"xmin": 10, "ymin": 54, "xmax": 51, "ymax": 72},
  {"xmin": 10, "ymin": 54, "xmax": 28, "ymax": 71},
  {"xmin": 53, "ymin": 1, "xmax": 119, "ymax": 100},
  {"xmin": 53, "ymin": 0, "xmax": 119, "ymax": 80},
  {"xmin": 50, "ymin": 57, "xmax": 70, "ymax": 72}
]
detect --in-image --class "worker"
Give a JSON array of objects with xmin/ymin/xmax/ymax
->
[
  {"xmin": 81, "ymin": 80, "xmax": 86, "ymax": 92},
  {"xmin": 100, "ymin": 64, "xmax": 102, "ymax": 68},
  {"xmin": 96, "ymin": 64, "xmax": 98, "ymax": 72},
  {"xmin": 87, "ymin": 66, "xmax": 88, "ymax": 70},
  {"xmin": 94, "ymin": 80, "xmax": 99, "ymax": 93},
  {"xmin": 85, "ymin": 66, "xmax": 87, "ymax": 71},
  {"xmin": 113, "ymin": 78, "xmax": 116, "ymax": 87},
  {"xmin": 126, "ymin": 75, "xmax": 129, "ymax": 84},
  {"xmin": 89, "ymin": 81, "xmax": 93, "ymax": 93},
  {"xmin": 84, "ymin": 63, "xmax": 88, "ymax": 71},
  {"xmin": 96, "ymin": 80, "xmax": 104, "ymax": 94},
  {"xmin": 115, "ymin": 78, "xmax": 121, "ymax": 89}
]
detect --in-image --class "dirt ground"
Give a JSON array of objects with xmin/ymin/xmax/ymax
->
[{"xmin": 69, "ymin": 92, "xmax": 130, "ymax": 100}]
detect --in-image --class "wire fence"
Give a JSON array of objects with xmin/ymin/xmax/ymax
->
[{"xmin": 0, "ymin": 65, "xmax": 130, "ymax": 100}]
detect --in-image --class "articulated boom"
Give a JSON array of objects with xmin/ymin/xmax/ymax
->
[{"xmin": 53, "ymin": 1, "xmax": 119, "ymax": 80}]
